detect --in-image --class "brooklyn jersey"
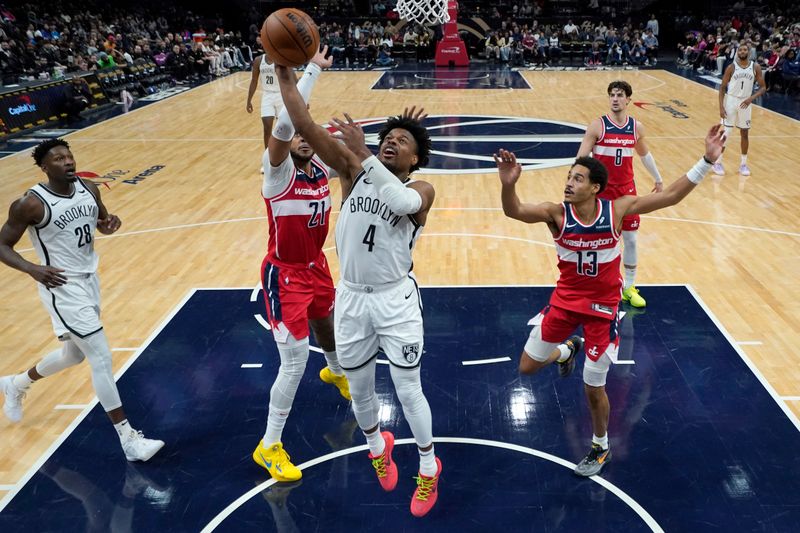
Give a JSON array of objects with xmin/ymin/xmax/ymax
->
[
  {"xmin": 550, "ymin": 199, "xmax": 622, "ymax": 318},
  {"xmin": 263, "ymin": 154, "xmax": 331, "ymax": 265},
  {"xmin": 26, "ymin": 179, "xmax": 99, "ymax": 276},
  {"xmin": 335, "ymin": 173, "xmax": 423, "ymax": 285},
  {"xmin": 260, "ymin": 55, "xmax": 279, "ymax": 94},
  {"xmin": 593, "ymin": 115, "xmax": 637, "ymax": 186},
  {"xmin": 727, "ymin": 60, "xmax": 755, "ymax": 99}
]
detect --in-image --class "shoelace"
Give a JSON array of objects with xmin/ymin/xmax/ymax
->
[
  {"xmin": 10, "ymin": 389, "xmax": 27, "ymax": 404},
  {"xmin": 587, "ymin": 444, "xmax": 605, "ymax": 462},
  {"xmin": 371, "ymin": 452, "xmax": 388, "ymax": 478},
  {"xmin": 413, "ymin": 473, "xmax": 437, "ymax": 501}
]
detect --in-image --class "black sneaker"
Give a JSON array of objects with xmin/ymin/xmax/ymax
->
[
  {"xmin": 574, "ymin": 444, "xmax": 611, "ymax": 477},
  {"xmin": 557, "ymin": 335, "xmax": 583, "ymax": 378}
]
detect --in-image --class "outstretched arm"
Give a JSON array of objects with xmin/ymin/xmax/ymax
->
[
  {"xmin": 495, "ymin": 149, "xmax": 561, "ymax": 231},
  {"xmin": 634, "ymin": 121, "xmax": 663, "ymax": 192},
  {"xmin": 274, "ymin": 63, "xmax": 360, "ymax": 181},
  {"xmin": 616, "ymin": 124, "xmax": 725, "ymax": 219}
]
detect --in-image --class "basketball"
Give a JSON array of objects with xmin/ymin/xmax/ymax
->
[{"xmin": 260, "ymin": 8, "xmax": 320, "ymax": 68}]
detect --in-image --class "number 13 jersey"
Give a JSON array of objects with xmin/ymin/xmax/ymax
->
[
  {"xmin": 27, "ymin": 178, "xmax": 99, "ymax": 276},
  {"xmin": 335, "ymin": 172, "xmax": 423, "ymax": 285}
]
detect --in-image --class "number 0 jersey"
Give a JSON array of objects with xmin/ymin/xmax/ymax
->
[
  {"xmin": 26, "ymin": 178, "xmax": 99, "ymax": 276},
  {"xmin": 550, "ymin": 199, "xmax": 622, "ymax": 318},
  {"xmin": 593, "ymin": 115, "xmax": 637, "ymax": 188},
  {"xmin": 335, "ymin": 172, "xmax": 423, "ymax": 285},
  {"xmin": 263, "ymin": 154, "xmax": 331, "ymax": 265}
]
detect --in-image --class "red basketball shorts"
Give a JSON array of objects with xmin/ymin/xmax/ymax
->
[{"xmin": 599, "ymin": 181, "xmax": 640, "ymax": 232}]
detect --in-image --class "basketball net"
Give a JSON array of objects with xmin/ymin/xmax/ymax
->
[{"xmin": 395, "ymin": 0, "xmax": 450, "ymax": 25}]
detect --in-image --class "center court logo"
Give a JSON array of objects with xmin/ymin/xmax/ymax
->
[{"xmin": 326, "ymin": 115, "xmax": 586, "ymax": 174}]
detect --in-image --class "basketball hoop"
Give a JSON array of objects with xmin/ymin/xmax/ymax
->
[{"xmin": 395, "ymin": 0, "xmax": 450, "ymax": 25}]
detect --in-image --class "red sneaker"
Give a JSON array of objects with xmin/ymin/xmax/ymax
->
[
  {"xmin": 410, "ymin": 457, "xmax": 442, "ymax": 517},
  {"xmin": 368, "ymin": 431, "xmax": 397, "ymax": 491}
]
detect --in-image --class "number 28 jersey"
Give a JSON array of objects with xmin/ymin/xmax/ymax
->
[
  {"xmin": 550, "ymin": 199, "xmax": 622, "ymax": 318},
  {"xmin": 263, "ymin": 154, "xmax": 331, "ymax": 265},
  {"xmin": 26, "ymin": 178, "xmax": 99, "ymax": 275}
]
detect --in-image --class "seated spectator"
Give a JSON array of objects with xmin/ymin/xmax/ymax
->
[
  {"xmin": 62, "ymin": 76, "xmax": 91, "ymax": 122},
  {"xmin": 375, "ymin": 44, "xmax": 393, "ymax": 67},
  {"xmin": 780, "ymin": 48, "xmax": 800, "ymax": 94},
  {"xmin": 96, "ymin": 51, "xmax": 116, "ymax": 70},
  {"xmin": 643, "ymin": 29, "xmax": 658, "ymax": 65}
]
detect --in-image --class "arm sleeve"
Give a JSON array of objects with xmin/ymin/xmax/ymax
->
[
  {"xmin": 360, "ymin": 155, "xmax": 422, "ymax": 215},
  {"xmin": 639, "ymin": 152, "xmax": 663, "ymax": 183},
  {"xmin": 272, "ymin": 63, "xmax": 322, "ymax": 142},
  {"xmin": 262, "ymin": 149, "xmax": 295, "ymax": 198}
]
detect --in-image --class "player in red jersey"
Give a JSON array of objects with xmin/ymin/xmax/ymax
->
[
  {"xmin": 576, "ymin": 81, "xmax": 664, "ymax": 308},
  {"xmin": 252, "ymin": 47, "xmax": 351, "ymax": 483},
  {"xmin": 496, "ymin": 124, "xmax": 724, "ymax": 476}
]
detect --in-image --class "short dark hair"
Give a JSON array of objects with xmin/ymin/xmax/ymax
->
[
  {"xmin": 607, "ymin": 80, "xmax": 632, "ymax": 97},
  {"xmin": 572, "ymin": 156, "xmax": 608, "ymax": 194},
  {"xmin": 32, "ymin": 138, "xmax": 70, "ymax": 166},
  {"xmin": 377, "ymin": 115, "xmax": 431, "ymax": 174}
]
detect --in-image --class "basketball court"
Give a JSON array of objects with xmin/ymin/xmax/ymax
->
[{"xmin": 1, "ymin": 61, "xmax": 799, "ymax": 531}]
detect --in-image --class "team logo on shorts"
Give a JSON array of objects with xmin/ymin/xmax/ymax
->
[
  {"xmin": 402, "ymin": 343, "xmax": 420, "ymax": 363},
  {"xmin": 587, "ymin": 345, "xmax": 600, "ymax": 358}
]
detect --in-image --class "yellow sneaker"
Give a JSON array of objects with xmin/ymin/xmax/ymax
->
[
  {"xmin": 252, "ymin": 441, "xmax": 302, "ymax": 482},
  {"xmin": 621, "ymin": 286, "xmax": 646, "ymax": 308},
  {"xmin": 319, "ymin": 367, "xmax": 351, "ymax": 400}
]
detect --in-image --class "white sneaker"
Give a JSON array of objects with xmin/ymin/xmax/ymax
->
[
  {"xmin": 260, "ymin": 167, "xmax": 264, "ymax": 174},
  {"xmin": 1, "ymin": 375, "xmax": 27, "ymax": 423},
  {"xmin": 739, "ymin": 164, "xmax": 751, "ymax": 176},
  {"xmin": 712, "ymin": 162, "xmax": 725, "ymax": 175},
  {"xmin": 122, "ymin": 430, "xmax": 165, "ymax": 462}
]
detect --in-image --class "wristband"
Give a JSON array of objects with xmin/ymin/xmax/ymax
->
[{"xmin": 687, "ymin": 157, "xmax": 712, "ymax": 184}]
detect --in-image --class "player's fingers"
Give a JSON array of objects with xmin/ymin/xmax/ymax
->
[{"xmin": 343, "ymin": 112, "xmax": 355, "ymax": 125}]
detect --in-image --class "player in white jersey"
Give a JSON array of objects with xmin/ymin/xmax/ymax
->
[
  {"xmin": 247, "ymin": 52, "xmax": 284, "ymax": 172},
  {"xmin": 275, "ymin": 63, "xmax": 442, "ymax": 517},
  {"xmin": 0, "ymin": 139, "xmax": 163, "ymax": 462},
  {"xmin": 715, "ymin": 42, "xmax": 766, "ymax": 177}
]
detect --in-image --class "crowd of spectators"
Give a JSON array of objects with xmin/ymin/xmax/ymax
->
[{"xmin": 675, "ymin": 7, "xmax": 800, "ymax": 94}]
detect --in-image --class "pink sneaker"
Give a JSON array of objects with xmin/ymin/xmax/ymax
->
[
  {"xmin": 739, "ymin": 164, "xmax": 751, "ymax": 176},
  {"xmin": 411, "ymin": 457, "xmax": 442, "ymax": 517},
  {"xmin": 368, "ymin": 431, "xmax": 398, "ymax": 491},
  {"xmin": 712, "ymin": 162, "xmax": 725, "ymax": 175}
]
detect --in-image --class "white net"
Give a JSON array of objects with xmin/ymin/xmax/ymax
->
[{"xmin": 395, "ymin": 0, "xmax": 450, "ymax": 25}]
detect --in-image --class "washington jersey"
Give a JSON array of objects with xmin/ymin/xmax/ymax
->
[
  {"xmin": 727, "ymin": 60, "xmax": 755, "ymax": 99},
  {"xmin": 26, "ymin": 179, "xmax": 99, "ymax": 276},
  {"xmin": 550, "ymin": 199, "xmax": 622, "ymax": 318},
  {"xmin": 335, "ymin": 173, "xmax": 423, "ymax": 285},
  {"xmin": 593, "ymin": 115, "xmax": 637, "ymax": 186},
  {"xmin": 260, "ymin": 55, "xmax": 279, "ymax": 94},
  {"xmin": 263, "ymin": 154, "xmax": 331, "ymax": 265}
]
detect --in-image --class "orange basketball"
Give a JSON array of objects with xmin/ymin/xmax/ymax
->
[{"xmin": 260, "ymin": 8, "xmax": 320, "ymax": 68}]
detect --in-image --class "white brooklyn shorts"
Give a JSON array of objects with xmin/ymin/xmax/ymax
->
[
  {"xmin": 334, "ymin": 275, "xmax": 424, "ymax": 370},
  {"xmin": 724, "ymin": 95, "xmax": 752, "ymax": 129},
  {"xmin": 39, "ymin": 272, "xmax": 103, "ymax": 339},
  {"xmin": 261, "ymin": 92, "xmax": 284, "ymax": 118}
]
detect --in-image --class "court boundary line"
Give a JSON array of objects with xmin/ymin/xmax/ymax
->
[
  {"xmin": 200, "ymin": 437, "xmax": 664, "ymax": 533},
  {"xmin": 660, "ymin": 69, "xmax": 800, "ymax": 124},
  {"xmin": 685, "ymin": 284, "xmax": 800, "ymax": 432},
  {"xmin": 0, "ymin": 288, "xmax": 198, "ymax": 513}
]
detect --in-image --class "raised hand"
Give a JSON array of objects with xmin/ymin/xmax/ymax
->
[
  {"xmin": 704, "ymin": 124, "xmax": 725, "ymax": 163},
  {"xmin": 330, "ymin": 112, "xmax": 372, "ymax": 160},
  {"xmin": 97, "ymin": 214, "xmax": 122, "ymax": 235},
  {"xmin": 494, "ymin": 149, "xmax": 522, "ymax": 186},
  {"xmin": 310, "ymin": 45, "xmax": 333, "ymax": 69},
  {"xmin": 401, "ymin": 106, "xmax": 428, "ymax": 123},
  {"xmin": 29, "ymin": 264, "xmax": 67, "ymax": 288}
]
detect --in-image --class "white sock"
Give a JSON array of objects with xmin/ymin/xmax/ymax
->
[
  {"xmin": 323, "ymin": 350, "xmax": 343, "ymax": 375},
  {"xmin": 365, "ymin": 429, "xmax": 385, "ymax": 457},
  {"xmin": 741, "ymin": 154, "xmax": 748, "ymax": 165},
  {"xmin": 624, "ymin": 266, "xmax": 636, "ymax": 290},
  {"xmin": 114, "ymin": 420, "xmax": 134, "ymax": 442},
  {"xmin": 419, "ymin": 446, "xmax": 437, "ymax": 477},
  {"xmin": 13, "ymin": 372, "xmax": 33, "ymax": 390},
  {"xmin": 556, "ymin": 343, "xmax": 571, "ymax": 363},
  {"xmin": 592, "ymin": 433, "xmax": 609, "ymax": 450}
]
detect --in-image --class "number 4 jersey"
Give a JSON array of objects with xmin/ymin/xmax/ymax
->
[
  {"xmin": 551, "ymin": 199, "xmax": 622, "ymax": 318},
  {"xmin": 263, "ymin": 154, "xmax": 331, "ymax": 265},
  {"xmin": 335, "ymin": 171, "xmax": 423, "ymax": 285},
  {"xmin": 27, "ymin": 178, "xmax": 99, "ymax": 276}
]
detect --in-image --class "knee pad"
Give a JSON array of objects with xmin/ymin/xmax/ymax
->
[
  {"xmin": 389, "ymin": 365, "xmax": 424, "ymax": 408},
  {"xmin": 582, "ymin": 346, "xmax": 615, "ymax": 387},
  {"xmin": 389, "ymin": 365, "xmax": 433, "ymax": 448},
  {"xmin": 344, "ymin": 361, "xmax": 379, "ymax": 429},
  {"xmin": 622, "ymin": 231, "xmax": 638, "ymax": 266}
]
